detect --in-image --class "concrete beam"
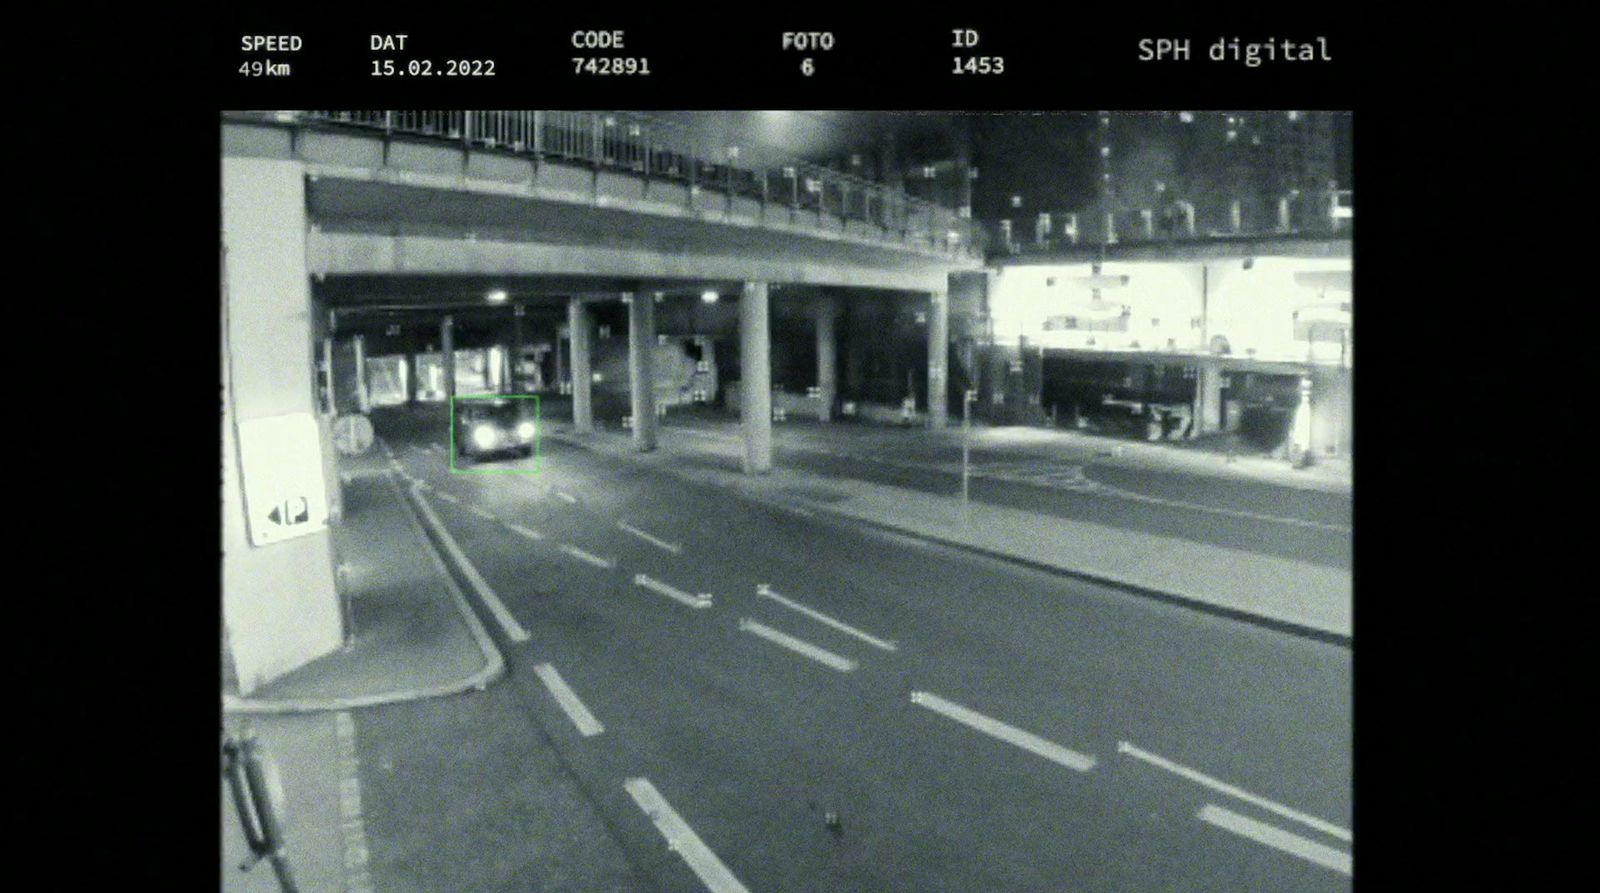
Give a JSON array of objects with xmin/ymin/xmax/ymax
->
[
  {"xmin": 740, "ymin": 281, "xmax": 773, "ymax": 474},
  {"xmin": 308, "ymin": 231, "xmax": 957, "ymax": 294}
]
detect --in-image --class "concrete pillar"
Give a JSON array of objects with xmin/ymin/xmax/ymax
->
[
  {"xmin": 815, "ymin": 297, "xmax": 838, "ymax": 422},
  {"xmin": 844, "ymin": 321, "xmax": 864, "ymax": 397},
  {"xmin": 568, "ymin": 298, "xmax": 593, "ymax": 433},
  {"xmin": 509, "ymin": 305, "xmax": 525, "ymax": 394},
  {"xmin": 740, "ymin": 281, "xmax": 773, "ymax": 474},
  {"xmin": 553, "ymin": 324, "xmax": 566, "ymax": 392},
  {"xmin": 627, "ymin": 292, "xmax": 658, "ymax": 451},
  {"xmin": 221, "ymin": 157, "xmax": 342, "ymax": 696},
  {"xmin": 406, "ymin": 353, "xmax": 419, "ymax": 403},
  {"xmin": 927, "ymin": 290, "xmax": 949, "ymax": 428},
  {"xmin": 440, "ymin": 315, "xmax": 456, "ymax": 402},
  {"xmin": 353, "ymin": 335, "xmax": 370, "ymax": 412},
  {"xmin": 1193, "ymin": 359, "xmax": 1224, "ymax": 435}
]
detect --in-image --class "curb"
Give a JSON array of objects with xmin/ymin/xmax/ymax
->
[
  {"xmin": 223, "ymin": 469, "xmax": 507, "ymax": 716},
  {"xmin": 549, "ymin": 429, "xmax": 1352, "ymax": 649}
]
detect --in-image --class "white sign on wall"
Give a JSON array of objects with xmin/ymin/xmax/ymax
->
[{"xmin": 236, "ymin": 412, "xmax": 330, "ymax": 546}]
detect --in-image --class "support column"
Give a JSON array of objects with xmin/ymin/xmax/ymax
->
[
  {"xmin": 406, "ymin": 352, "xmax": 419, "ymax": 403},
  {"xmin": 509, "ymin": 305, "xmax": 525, "ymax": 394},
  {"xmin": 353, "ymin": 335, "xmax": 370, "ymax": 412},
  {"xmin": 221, "ymin": 156, "xmax": 341, "ymax": 696},
  {"xmin": 815, "ymin": 296, "xmax": 838, "ymax": 422},
  {"xmin": 568, "ymin": 298, "xmax": 593, "ymax": 433},
  {"xmin": 740, "ymin": 281, "xmax": 773, "ymax": 474},
  {"xmin": 440, "ymin": 315, "xmax": 456, "ymax": 403},
  {"xmin": 1193, "ymin": 359, "xmax": 1224, "ymax": 435},
  {"xmin": 927, "ymin": 290, "xmax": 949, "ymax": 428},
  {"xmin": 627, "ymin": 292, "xmax": 658, "ymax": 451}
]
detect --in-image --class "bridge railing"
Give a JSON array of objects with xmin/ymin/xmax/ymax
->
[
  {"xmin": 981, "ymin": 190, "xmax": 1354, "ymax": 257},
  {"xmin": 250, "ymin": 110, "xmax": 976, "ymax": 259}
]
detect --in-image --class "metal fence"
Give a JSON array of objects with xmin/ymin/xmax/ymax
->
[
  {"xmin": 981, "ymin": 190, "xmax": 1354, "ymax": 255},
  {"xmin": 273, "ymin": 110, "xmax": 974, "ymax": 256}
]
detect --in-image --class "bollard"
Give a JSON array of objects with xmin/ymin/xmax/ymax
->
[{"xmin": 223, "ymin": 731, "xmax": 301, "ymax": 892}]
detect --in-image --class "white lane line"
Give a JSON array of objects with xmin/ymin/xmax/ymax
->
[
  {"xmin": 623, "ymin": 778, "xmax": 751, "ymax": 893},
  {"xmin": 503, "ymin": 522, "xmax": 545, "ymax": 541},
  {"xmin": 468, "ymin": 505, "xmax": 496, "ymax": 520},
  {"xmin": 910, "ymin": 691, "xmax": 1096, "ymax": 772},
  {"xmin": 433, "ymin": 490, "xmax": 460, "ymax": 504},
  {"xmin": 554, "ymin": 490, "xmax": 579, "ymax": 505},
  {"xmin": 531, "ymin": 663, "xmax": 604, "ymax": 737},
  {"xmin": 633, "ymin": 574, "xmax": 713, "ymax": 609},
  {"xmin": 739, "ymin": 618, "xmax": 856, "ymax": 672},
  {"xmin": 1198, "ymin": 803, "xmax": 1352, "ymax": 876},
  {"xmin": 755, "ymin": 584, "xmax": 897, "ymax": 652},
  {"xmin": 559, "ymin": 544, "xmax": 615, "ymax": 569},
  {"xmin": 333, "ymin": 712, "xmax": 374, "ymax": 893},
  {"xmin": 617, "ymin": 521, "xmax": 683, "ymax": 554},
  {"xmin": 410, "ymin": 486, "xmax": 532, "ymax": 642},
  {"xmin": 1116, "ymin": 741, "xmax": 1351, "ymax": 843}
]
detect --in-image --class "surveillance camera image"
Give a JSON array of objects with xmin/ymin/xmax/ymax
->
[{"xmin": 219, "ymin": 47, "xmax": 1351, "ymax": 893}]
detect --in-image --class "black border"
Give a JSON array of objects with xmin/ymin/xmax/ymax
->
[{"xmin": 35, "ymin": 12, "xmax": 1579, "ymax": 889}]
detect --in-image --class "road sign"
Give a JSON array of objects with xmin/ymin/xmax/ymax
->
[
  {"xmin": 332, "ymin": 414, "xmax": 374, "ymax": 456},
  {"xmin": 237, "ymin": 412, "xmax": 330, "ymax": 546}
]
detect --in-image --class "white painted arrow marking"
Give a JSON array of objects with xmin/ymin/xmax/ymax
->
[
  {"xmin": 756, "ymin": 584, "xmax": 897, "ymax": 652},
  {"xmin": 1198, "ymin": 803, "xmax": 1351, "ymax": 876},
  {"xmin": 910, "ymin": 691, "xmax": 1096, "ymax": 772},
  {"xmin": 633, "ymin": 574, "xmax": 712, "ymax": 609},
  {"xmin": 558, "ymin": 544, "xmax": 614, "ymax": 569},
  {"xmin": 1117, "ymin": 741, "xmax": 1351, "ymax": 843},
  {"xmin": 739, "ymin": 619, "xmax": 856, "ymax": 672},
  {"xmin": 617, "ymin": 521, "xmax": 682, "ymax": 554}
]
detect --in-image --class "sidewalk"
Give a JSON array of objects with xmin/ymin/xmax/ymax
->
[{"xmin": 552, "ymin": 423, "xmax": 1352, "ymax": 644}]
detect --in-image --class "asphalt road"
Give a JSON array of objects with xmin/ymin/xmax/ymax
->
[{"xmin": 360, "ymin": 409, "xmax": 1351, "ymax": 891}]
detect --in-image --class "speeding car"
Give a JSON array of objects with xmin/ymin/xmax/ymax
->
[{"xmin": 453, "ymin": 398, "xmax": 537, "ymax": 463}]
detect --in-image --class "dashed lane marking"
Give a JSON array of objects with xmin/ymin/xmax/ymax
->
[
  {"xmin": 503, "ymin": 522, "xmax": 545, "ymax": 541},
  {"xmin": 755, "ymin": 584, "xmax": 897, "ymax": 652},
  {"xmin": 432, "ymin": 490, "xmax": 460, "ymax": 504},
  {"xmin": 910, "ymin": 691, "xmax": 1097, "ymax": 772},
  {"xmin": 558, "ymin": 544, "xmax": 615, "ymax": 569},
  {"xmin": 623, "ymin": 778, "xmax": 751, "ymax": 893},
  {"xmin": 531, "ymin": 663, "xmax": 604, "ymax": 737},
  {"xmin": 633, "ymin": 574, "xmax": 713, "ymax": 609},
  {"xmin": 554, "ymin": 490, "xmax": 579, "ymax": 505},
  {"xmin": 333, "ymin": 712, "xmax": 374, "ymax": 893},
  {"xmin": 468, "ymin": 505, "xmax": 496, "ymax": 520},
  {"xmin": 410, "ymin": 486, "xmax": 531, "ymax": 643},
  {"xmin": 1117, "ymin": 741, "xmax": 1351, "ymax": 842},
  {"xmin": 617, "ymin": 520, "xmax": 683, "ymax": 554},
  {"xmin": 738, "ymin": 618, "xmax": 857, "ymax": 672},
  {"xmin": 1198, "ymin": 803, "xmax": 1352, "ymax": 876}
]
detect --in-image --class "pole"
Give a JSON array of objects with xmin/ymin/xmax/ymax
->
[{"xmin": 962, "ymin": 388, "xmax": 974, "ymax": 524}]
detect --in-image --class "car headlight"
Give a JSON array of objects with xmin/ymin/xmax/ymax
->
[
  {"xmin": 471, "ymin": 424, "xmax": 497, "ymax": 449},
  {"xmin": 516, "ymin": 421, "xmax": 536, "ymax": 440}
]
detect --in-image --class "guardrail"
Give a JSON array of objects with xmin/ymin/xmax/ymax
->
[{"xmin": 234, "ymin": 110, "xmax": 976, "ymax": 259}]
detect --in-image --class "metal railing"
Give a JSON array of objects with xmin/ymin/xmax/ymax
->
[
  {"xmin": 255, "ymin": 110, "xmax": 976, "ymax": 258},
  {"xmin": 983, "ymin": 189, "xmax": 1354, "ymax": 256}
]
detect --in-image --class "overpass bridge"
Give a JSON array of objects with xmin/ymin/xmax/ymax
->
[{"xmin": 222, "ymin": 109, "xmax": 981, "ymax": 693}]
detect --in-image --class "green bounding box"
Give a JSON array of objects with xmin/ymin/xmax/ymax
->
[{"xmin": 448, "ymin": 394, "xmax": 543, "ymax": 475}]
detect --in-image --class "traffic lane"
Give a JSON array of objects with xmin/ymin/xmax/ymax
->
[
  {"xmin": 466, "ymin": 432, "xmax": 1350, "ymax": 822},
  {"xmin": 409, "ymin": 433, "xmax": 1352, "ymax": 834},
  {"xmin": 420, "ymin": 492, "xmax": 1349, "ymax": 892},
  {"xmin": 351, "ymin": 680, "xmax": 653, "ymax": 893},
  {"xmin": 666, "ymin": 415, "xmax": 1348, "ymax": 525},
  {"xmin": 776, "ymin": 447, "xmax": 1352, "ymax": 569}
]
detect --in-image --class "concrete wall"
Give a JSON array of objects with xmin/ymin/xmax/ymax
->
[{"xmin": 222, "ymin": 158, "xmax": 343, "ymax": 695}]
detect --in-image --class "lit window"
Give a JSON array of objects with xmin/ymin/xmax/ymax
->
[{"xmin": 1010, "ymin": 195, "xmax": 1023, "ymax": 208}]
